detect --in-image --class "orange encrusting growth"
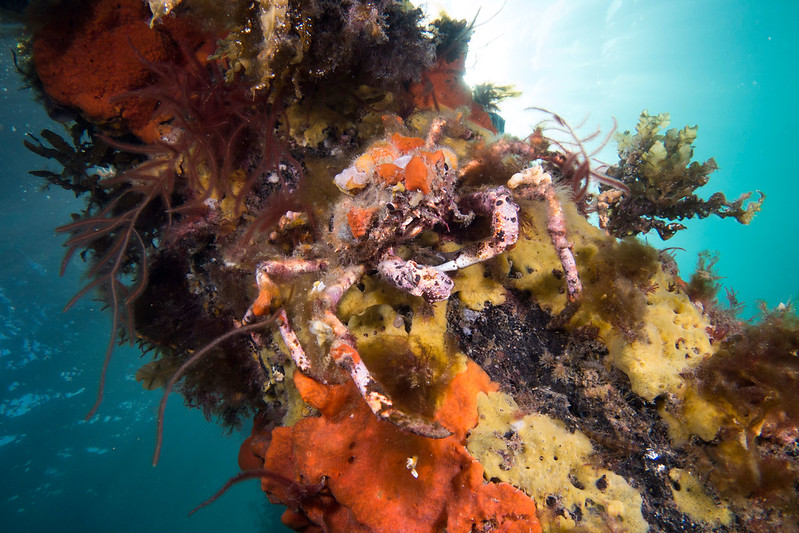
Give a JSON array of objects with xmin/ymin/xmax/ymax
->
[
  {"xmin": 338, "ymin": 132, "xmax": 457, "ymax": 197},
  {"xmin": 328, "ymin": 342, "xmax": 364, "ymax": 367},
  {"xmin": 354, "ymin": 142, "xmax": 400, "ymax": 172},
  {"xmin": 390, "ymin": 132, "xmax": 426, "ymax": 153},
  {"xmin": 250, "ymin": 276, "xmax": 280, "ymax": 316},
  {"xmin": 420, "ymin": 149, "xmax": 445, "ymax": 167},
  {"xmin": 407, "ymin": 53, "xmax": 497, "ymax": 133},
  {"xmin": 404, "ymin": 155, "xmax": 431, "ymax": 194},
  {"xmin": 31, "ymin": 0, "xmax": 215, "ymax": 143},
  {"xmin": 376, "ymin": 163, "xmax": 403, "ymax": 185},
  {"xmin": 346, "ymin": 207, "xmax": 379, "ymax": 239},
  {"xmin": 243, "ymin": 361, "xmax": 542, "ymax": 532}
]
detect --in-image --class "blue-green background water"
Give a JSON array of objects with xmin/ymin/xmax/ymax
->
[{"xmin": 1, "ymin": 1, "xmax": 797, "ymax": 531}]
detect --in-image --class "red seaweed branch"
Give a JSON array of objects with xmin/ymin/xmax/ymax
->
[{"xmin": 58, "ymin": 151, "xmax": 176, "ymax": 419}]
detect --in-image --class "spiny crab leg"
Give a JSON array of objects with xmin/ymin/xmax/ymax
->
[
  {"xmin": 245, "ymin": 262, "xmax": 451, "ymax": 439},
  {"xmin": 436, "ymin": 187, "xmax": 520, "ymax": 272},
  {"xmin": 310, "ymin": 265, "xmax": 450, "ymax": 438},
  {"xmin": 509, "ymin": 164, "xmax": 583, "ymax": 303},
  {"xmin": 378, "ymin": 252, "xmax": 455, "ymax": 302},
  {"xmin": 242, "ymin": 258, "xmax": 327, "ymax": 325}
]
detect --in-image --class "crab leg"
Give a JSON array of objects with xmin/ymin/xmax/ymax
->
[
  {"xmin": 246, "ymin": 263, "xmax": 451, "ymax": 439},
  {"xmin": 378, "ymin": 253, "xmax": 455, "ymax": 302},
  {"xmin": 509, "ymin": 165, "xmax": 583, "ymax": 302},
  {"xmin": 543, "ymin": 182, "xmax": 583, "ymax": 302},
  {"xmin": 242, "ymin": 258, "xmax": 327, "ymax": 324},
  {"xmin": 309, "ymin": 266, "xmax": 449, "ymax": 437},
  {"xmin": 274, "ymin": 309, "xmax": 311, "ymax": 372},
  {"xmin": 436, "ymin": 187, "xmax": 519, "ymax": 272},
  {"xmin": 311, "ymin": 265, "xmax": 365, "ymax": 340},
  {"xmin": 330, "ymin": 339, "xmax": 451, "ymax": 438}
]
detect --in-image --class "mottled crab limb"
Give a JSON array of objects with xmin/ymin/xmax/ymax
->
[
  {"xmin": 509, "ymin": 165, "xmax": 583, "ymax": 302},
  {"xmin": 311, "ymin": 265, "xmax": 365, "ymax": 340},
  {"xmin": 545, "ymin": 185, "xmax": 583, "ymax": 302},
  {"xmin": 424, "ymin": 116, "xmax": 447, "ymax": 149},
  {"xmin": 257, "ymin": 257, "xmax": 328, "ymax": 280},
  {"xmin": 261, "ymin": 268, "xmax": 363, "ymax": 378},
  {"xmin": 275, "ymin": 264, "xmax": 451, "ymax": 439},
  {"xmin": 436, "ymin": 187, "xmax": 520, "ymax": 272},
  {"xmin": 275, "ymin": 309, "xmax": 311, "ymax": 373},
  {"xmin": 242, "ymin": 258, "xmax": 327, "ymax": 323},
  {"xmin": 330, "ymin": 340, "xmax": 451, "ymax": 439},
  {"xmin": 377, "ymin": 254, "xmax": 455, "ymax": 302}
]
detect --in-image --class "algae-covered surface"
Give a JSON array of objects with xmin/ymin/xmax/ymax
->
[{"xmin": 1, "ymin": 1, "xmax": 797, "ymax": 532}]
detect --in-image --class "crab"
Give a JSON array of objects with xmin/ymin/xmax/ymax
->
[{"xmin": 242, "ymin": 119, "xmax": 520, "ymax": 438}]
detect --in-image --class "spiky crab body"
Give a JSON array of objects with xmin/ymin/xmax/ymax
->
[{"xmin": 243, "ymin": 121, "xmax": 520, "ymax": 437}]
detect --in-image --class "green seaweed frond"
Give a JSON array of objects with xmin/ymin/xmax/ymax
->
[
  {"xmin": 429, "ymin": 12, "xmax": 474, "ymax": 62},
  {"xmin": 601, "ymin": 110, "xmax": 764, "ymax": 240},
  {"xmin": 472, "ymin": 83, "xmax": 521, "ymax": 113}
]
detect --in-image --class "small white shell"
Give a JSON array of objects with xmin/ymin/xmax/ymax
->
[{"xmin": 334, "ymin": 166, "xmax": 369, "ymax": 193}]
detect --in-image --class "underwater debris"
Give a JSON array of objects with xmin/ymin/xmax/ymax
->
[{"xmin": 14, "ymin": 1, "xmax": 799, "ymax": 531}]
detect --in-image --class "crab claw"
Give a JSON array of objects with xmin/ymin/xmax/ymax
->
[
  {"xmin": 377, "ymin": 254, "xmax": 455, "ymax": 302},
  {"xmin": 436, "ymin": 187, "xmax": 519, "ymax": 272}
]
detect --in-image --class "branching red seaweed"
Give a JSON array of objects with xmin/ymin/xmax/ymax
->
[
  {"xmin": 58, "ymin": 152, "xmax": 173, "ymax": 419},
  {"xmin": 527, "ymin": 107, "xmax": 629, "ymax": 210},
  {"xmin": 152, "ymin": 318, "xmax": 275, "ymax": 466}
]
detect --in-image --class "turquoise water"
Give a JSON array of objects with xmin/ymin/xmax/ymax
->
[
  {"xmin": 0, "ymin": 35, "xmax": 289, "ymax": 533},
  {"xmin": 1, "ymin": 1, "xmax": 796, "ymax": 532},
  {"xmin": 449, "ymin": 0, "xmax": 799, "ymax": 316}
]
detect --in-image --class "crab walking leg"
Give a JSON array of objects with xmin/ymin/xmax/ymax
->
[
  {"xmin": 541, "ymin": 182, "xmax": 583, "ymax": 302},
  {"xmin": 436, "ymin": 187, "xmax": 520, "ymax": 272},
  {"xmin": 509, "ymin": 166, "xmax": 583, "ymax": 302},
  {"xmin": 377, "ymin": 254, "xmax": 455, "ymax": 302},
  {"xmin": 274, "ymin": 309, "xmax": 312, "ymax": 373},
  {"xmin": 313, "ymin": 265, "xmax": 451, "ymax": 439},
  {"xmin": 248, "ymin": 266, "xmax": 363, "ymax": 376},
  {"xmin": 311, "ymin": 265, "xmax": 365, "ymax": 337},
  {"xmin": 242, "ymin": 258, "xmax": 328, "ymax": 323},
  {"xmin": 308, "ymin": 266, "xmax": 394, "ymax": 412},
  {"xmin": 330, "ymin": 340, "xmax": 451, "ymax": 438},
  {"xmin": 424, "ymin": 116, "xmax": 447, "ymax": 149}
]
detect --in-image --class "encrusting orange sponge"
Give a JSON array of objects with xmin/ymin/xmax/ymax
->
[
  {"xmin": 334, "ymin": 132, "xmax": 458, "ymax": 197},
  {"xmin": 403, "ymin": 155, "xmax": 431, "ymax": 194},
  {"xmin": 31, "ymin": 0, "xmax": 214, "ymax": 142},
  {"xmin": 346, "ymin": 207, "xmax": 379, "ymax": 239},
  {"xmin": 407, "ymin": 53, "xmax": 496, "ymax": 133},
  {"xmin": 242, "ymin": 361, "xmax": 542, "ymax": 532}
]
